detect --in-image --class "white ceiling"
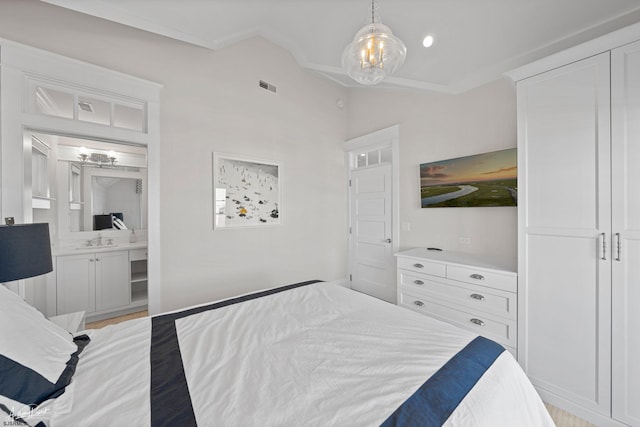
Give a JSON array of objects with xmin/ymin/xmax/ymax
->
[{"xmin": 41, "ymin": 0, "xmax": 640, "ymax": 93}]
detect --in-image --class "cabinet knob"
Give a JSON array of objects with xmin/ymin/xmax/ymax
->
[
  {"xmin": 470, "ymin": 318, "xmax": 485, "ymax": 326},
  {"xmin": 413, "ymin": 263, "xmax": 424, "ymax": 269},
  {"xmin": 414, "ymin": 280, "xmax": 424, "ymax": 286},
  {"xmin": 413, "ymin": 300, "xmax": 424, "ymax": 307},
  {"xmin": 469, "ymin": 273, "xmax": 485, "ymax": 280},
  {"xmin": 469, "ymin": 293, "xmax": 485, "ymax": 301}
]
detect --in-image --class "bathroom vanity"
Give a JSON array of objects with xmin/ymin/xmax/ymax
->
[{"xmin": 55, "ymin": 243, "xmax": 148, "ymax": 322}]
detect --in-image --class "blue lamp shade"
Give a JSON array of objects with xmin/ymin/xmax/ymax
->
[{"xmin": 0, "ymin": 223, "xmax": 53, "ymax": 282}]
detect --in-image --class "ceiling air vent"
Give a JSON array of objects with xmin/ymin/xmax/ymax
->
[
  {"xmin": 78, "ymin": 101, "xmax": 94, "ymax": 112},
  {"xmin": 259, "ymin": 80, "xmax": 277, "ymax": 94}
]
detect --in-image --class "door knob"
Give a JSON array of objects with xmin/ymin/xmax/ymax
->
[{"xmin": 384, "ymin": 238, "xmax": 392, "ymax": 243}]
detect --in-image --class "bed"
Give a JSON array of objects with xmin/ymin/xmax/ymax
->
[{"xmin": 0, "ymin": 280, "xmax": 554, "ymax": 427}]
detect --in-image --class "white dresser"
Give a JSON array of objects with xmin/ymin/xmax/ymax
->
[{"xmin": 395, "ymin": 248, "xmax": 517, "ymax": 356}]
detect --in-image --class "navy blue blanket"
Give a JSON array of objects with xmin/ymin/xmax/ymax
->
[{"xmin": 381, "ymin": 336, "xmax": 505, "ymax": 427}]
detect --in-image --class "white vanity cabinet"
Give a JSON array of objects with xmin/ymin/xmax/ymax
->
[
  {"xmin": 56, "ymin": 249, "xmax": 130, "ymax": 317},
  {"xmin": 94, "ymin": 251, "xmax": 130, "ymax": 311},
  {"xmin": 396, "ymin": 248, "xmax": 517, "ymax": 355}
]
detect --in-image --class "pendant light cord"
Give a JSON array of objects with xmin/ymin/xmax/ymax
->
[{"xmin": 371, "ymin": 0, "xmax": 375, "ymax": 24}]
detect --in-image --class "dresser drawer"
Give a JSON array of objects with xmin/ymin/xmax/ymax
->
[
  {"xmin": 398, "ymin": 272, "xmax": 516, "ymax": 320},
  {"xmin": 446, "ymin": 265, "xmax": 517, "ymax": 293},
  {"xmin": 397, "ymin": 257, "xmax": 446, "ymax": 277},
  {"xmin": 129, "ymin": 248, "xmax": 148, "ymax": 261},
  {"xmin": 398, "ymin": 291, "xmax": 516, "ymax": 348}
]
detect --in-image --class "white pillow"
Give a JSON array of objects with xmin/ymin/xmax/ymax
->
[{"xmin": 0, "ymin": 284, "xmax": 88, "ymax": 412}]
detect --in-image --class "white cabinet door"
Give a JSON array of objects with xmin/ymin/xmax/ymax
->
[
  {"xmin": 56, "ymin": 254, "xmax": 96, "ymax": 315},
  {"xmin": 95, "ymin": 250, "xmax": 130, "ymax": 311},
  {"xmin": 611, "ymin": 40, "xmax": 640, "ymax": 426},
  {"xmin": 517, "ymin": 52, "xmax": 611, "ymax": 416}
]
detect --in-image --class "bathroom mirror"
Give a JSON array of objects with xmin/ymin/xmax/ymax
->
[
  {"xmin": 28, "ymin": 131, "xmax": 147, "ymax": 238},
  {"xmin": 81, "ymin": 168, "xmax": 146, "ymax": 232}
]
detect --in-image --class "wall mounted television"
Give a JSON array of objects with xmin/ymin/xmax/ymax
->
[{"xmin": 420, "ymin": 148, "xmax": 517, "ymax": 208}]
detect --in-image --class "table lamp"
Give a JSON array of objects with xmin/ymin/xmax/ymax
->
[{"xmin": 0, "ymin": 223, "xmax": 53, "ymax": 283}]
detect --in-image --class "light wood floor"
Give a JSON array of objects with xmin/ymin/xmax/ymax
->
[
  {"xmin": 87, "ymin": 312, "xmax": 594, "ymax": 427},
  {"xmin": 85, "ymin": 310, "xmax": 148, "ymax": 329},
  {"xmin": 545, "ymin": 404, "xmax": 596, "ymax": 427}
]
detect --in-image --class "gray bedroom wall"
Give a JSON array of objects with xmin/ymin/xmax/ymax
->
[
  {"xmin": 0, "ymin": 0, "xmax": 349, "ymax": 312},
  {"xmin": 346, "ymin": 80, "xmax": 518, "ymax": 268}
]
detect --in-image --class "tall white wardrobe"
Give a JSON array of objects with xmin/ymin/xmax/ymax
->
[{"xmin": 508, "ymin": 24, "xmax": 640, "ymax": 427}]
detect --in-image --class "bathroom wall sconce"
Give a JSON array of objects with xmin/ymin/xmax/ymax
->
[{"xmin": 78, "ymin": 146, "xmax": 117, "ymax": 166}]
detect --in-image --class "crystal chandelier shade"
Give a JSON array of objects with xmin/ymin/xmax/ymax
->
[{"xmin": 341, "ymin": 1, "xmax": 407, "ymax": 85}]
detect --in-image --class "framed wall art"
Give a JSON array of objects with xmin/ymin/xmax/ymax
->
[
  {"xmin": 420, "ymin": 148, "xmax": 517, "ymax": 208},
  {"xmin": 213, "ymin": 153, "xmax": 281, "ymax": 229}
]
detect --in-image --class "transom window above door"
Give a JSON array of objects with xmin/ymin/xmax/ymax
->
[
  {"xmin": 351, "ymin": 146, "xmax": 392, "ymax": 169},
  {"xmin": 30, "ymin": 80, "xmax": 147, "ymax": 132}
]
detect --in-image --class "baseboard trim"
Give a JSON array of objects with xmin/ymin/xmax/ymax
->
[{"xmin": 323, "ymin": 277, "xmax": 350, "ymax": 288}]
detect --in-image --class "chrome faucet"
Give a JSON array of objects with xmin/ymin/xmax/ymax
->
[{"xmin": 85, "ymin": 233, "xmax": 104, "ymax": 247}]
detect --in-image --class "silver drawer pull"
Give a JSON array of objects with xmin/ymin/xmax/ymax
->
[
  {"xmin": 414, "ymin": 280, "xmax": 425, "ymax": 285},
  {"xmin": 469, "ymin": 293, "xmax": 485, "ymax": 301},
  {"xmin": 413, "ymin": 263, "xmax": 424, "ymax": 269},
  {"xmin": 469, "ymin": 274, "xmax": 485, "ymax": 280},
  {"xmin": 470, "ymin": 318, "xmax": 485, "ymax": 326},
  {"xmin": 414, "ymin": 300, "xmax": 424, "ymax": 307}
]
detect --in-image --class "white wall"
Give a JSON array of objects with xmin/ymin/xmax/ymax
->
[
  {"xmin": 347, "ymin": 80, "xmax": 518, "ymax": 268},
  {"xmin": 0, "ymin": 1, "xmax": 517, "ymax": 313},
  {"xmin": 0, "ymin": 0, "xmax": 349, "ymax": 311},
  {"xmin": 157, "ymin": 38, "xmax": 349, "ymax": 309}
]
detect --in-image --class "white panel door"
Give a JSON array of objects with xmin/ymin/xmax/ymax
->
[
  {"xmin": 518, "ymin": 52, "xmax": 611, "ymax": 416},
  {"xmin": 350, "ymin": 164, "xmax": 395, "ymax": 303},
  {"xmin": 611, "ymin": 40, "xmax": 640, "ymax": 426},
  {"xmin": 95, "ymin": 250, "xmax": 130, "ymax": 311}
]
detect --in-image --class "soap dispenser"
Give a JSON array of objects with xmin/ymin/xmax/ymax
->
[{"xmin": 129, "ymin": 228, "xmax": 137, "ymax": 243}]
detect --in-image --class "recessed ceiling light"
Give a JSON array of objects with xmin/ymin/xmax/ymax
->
[{"xmin": 422, "ymin": 35, "xmax": 435, "ymax": 48}]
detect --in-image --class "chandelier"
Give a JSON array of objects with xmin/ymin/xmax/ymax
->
[{"xmin": 341, "ymin": 0, "xmax": 407, "ymax": 85}]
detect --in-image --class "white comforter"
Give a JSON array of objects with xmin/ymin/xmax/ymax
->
[{"xmin": 44, "ymin": 282, "xmax": 553, "ymax": 426}]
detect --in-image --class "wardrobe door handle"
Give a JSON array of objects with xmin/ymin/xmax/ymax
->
[
  {"xmin": 600, "ymin": 232, "xmax": 607, "ymax": 260},
  {"xmin": 615, "ymin": 232, "xmax": 621, "ymax": 262}
]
